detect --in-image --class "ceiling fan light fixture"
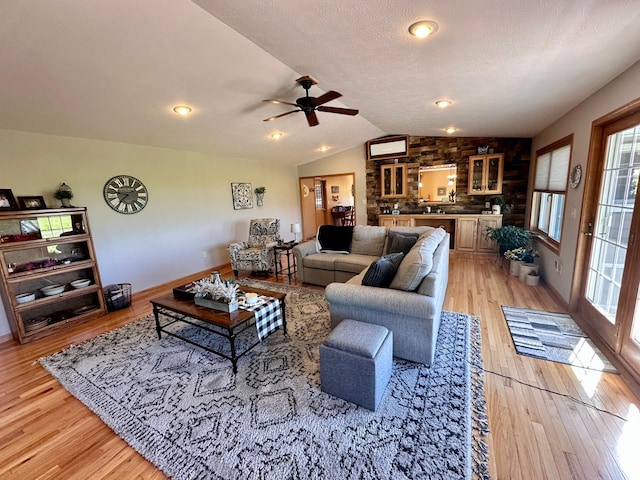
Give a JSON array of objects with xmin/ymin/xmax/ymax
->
[
  {"xmin": 408, "ymin": 21, "xmax": 438, "ymax": 39},
  {"xmin": 445, "ymin": 127, "xmax": 457, "ymax": 134},
  {"xmin": 172, "ymin": 105, "xmax": 192, "ymax": 115},
  {"xmin": 435, "ymin": 99, "xmax": 452, "ymax": 108},
  {"xmin": 270, "ymin": 132, "xmax": 284, "ymax": 140}
]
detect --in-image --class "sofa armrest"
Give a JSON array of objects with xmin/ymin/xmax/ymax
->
[
  {"xmin": 292, "ymin": 240, "xmax": 317, "ymax": 258},
  {"xmin": 325, "ymin": 283, "xmax": 438, "ymax": 319},
  {"xmin": 292, "ymin": 240, "xmax": 318, "ymax": 283}
]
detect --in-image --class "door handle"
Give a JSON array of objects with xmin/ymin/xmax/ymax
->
[{"xmin": 584, "ymin": 222, "xmax": 593, "ymax": 236}]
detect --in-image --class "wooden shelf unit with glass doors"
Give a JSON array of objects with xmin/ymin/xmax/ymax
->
[
  {"xmin": 468, "ymin": 153, "xmax": 504, "ymax": 195},
  {"xmin": 380, "ymin": 163, "xmax": 407, "ymax": 198},
  {"xmin": 0, "ymin": 207, "xmax": 106, "ymax": 344}
]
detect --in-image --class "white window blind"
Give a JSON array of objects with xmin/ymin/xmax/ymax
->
[{"xmin": 534, "ymin": 144, "xmax": 571, "ymax": 191}]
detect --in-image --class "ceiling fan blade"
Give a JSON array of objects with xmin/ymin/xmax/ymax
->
[
  {"xmin": 313, "ymin": 90, "xmax": 341, "ymax": 106},
  {"xmin": 263, "ymin": 110, "xmax": 301, "ymax": 122},
  {"xmin": 305, "ymin": 110, "xmax": 319, "ymax": 127},
  {"xmin": 263, "ymin": 99, "xmax": 299, "ymax": 107},
  {"xmin": 317, "ymin": 106, "xmax": 359, "ymax": 116}
]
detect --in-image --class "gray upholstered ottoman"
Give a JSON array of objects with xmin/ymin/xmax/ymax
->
[{"xmin": 319, "ymin": 319, "xmax": 393, "ymax": 411}]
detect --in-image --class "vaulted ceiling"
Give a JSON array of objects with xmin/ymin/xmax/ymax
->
[{"xmin": 1, "ymin": 1, "xmax": 639, "ymax": 165}]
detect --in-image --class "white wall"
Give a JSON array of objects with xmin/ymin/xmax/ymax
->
[
  {"xmin": 0, "ymin": 129, "xmax": 300, "ymax": 336},
  {"xmin": 531, "ymin": 60, "xmax": 640, "ymax": 302},
  {"xmin": 297, "ymin": 145, "xmax": 367, "ymax": 224}
]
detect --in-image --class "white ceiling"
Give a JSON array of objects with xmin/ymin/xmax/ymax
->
[{"xmin": 1, "ymin": 1, "xmax": 639, "ymax": 166}]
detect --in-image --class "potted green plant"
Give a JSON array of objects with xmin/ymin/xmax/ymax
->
[
  {"xmin": 53, "ymin": 182, "xmax": 74, "ymax": 207},
  {"xmin": 490, "ymin": 196, "xmax": 514, "ymax": 215},
  {"xmin": 485, "ymin": 225, "xmax": 531, "ymax": 255},
  {"xmin": 526, "ymin": 270, "xmax": 540, "ymax": 286},
  {"xmin": 254, "ymin": 186, "xmax": 266, "ymax": 206}
]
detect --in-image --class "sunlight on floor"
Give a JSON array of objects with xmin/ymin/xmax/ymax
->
[
  {"xmin": 570, "ymin": 365, "xmax": 602, "ymax": 398},
  {"xmin": 617, "ymin": 404, "xmax": 640, "ymax": 480},
  {"xmin": 570, "ymin": 339, "xmax": 603, "ymax": 398}
]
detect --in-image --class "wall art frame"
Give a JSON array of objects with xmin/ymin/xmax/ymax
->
[
  {"xmin": 0, "ymin": 189, "xmax": 18, "ymax": 211},
  {"xmin": 231, "ymin": 182, "xmax": 253, "ymax": 210},
  {"xmin": 18, "ymin": 196, "xmax": 47, "ymax": 210}
]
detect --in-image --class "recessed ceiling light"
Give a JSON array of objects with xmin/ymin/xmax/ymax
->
[
  {"xmin": 408, "ymin": 20, "xmax": 438, "ymax": 39},
  {"xmin": 435, "ymin": 100, "xmax": 452, "ymax": 108},
  {"xmin": 445, "ymin": 127, "xmax": 457, "ymax": 134},
  {"xmin": 270, "ymin": 132, "xmax": 284, "ymax": 140},
  {"xmin": 173, "ymin": 105, "xmax": 192, "ymax": 115},
  {"xmin": 319, "ymin": 145, "xmax": 331, "ymax": 152}
]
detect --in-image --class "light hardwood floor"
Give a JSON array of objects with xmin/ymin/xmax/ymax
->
[{"xmin": 0, "ymin": 252, "xmax": 639, "ymax": 479}]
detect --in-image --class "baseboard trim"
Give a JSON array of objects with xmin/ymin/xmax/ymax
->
[{"xmin": 0, "ymin": 332, "xmax": 13, "ymax": 345}]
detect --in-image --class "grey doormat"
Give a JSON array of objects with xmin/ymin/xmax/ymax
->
[
  {"xmin": 501, "ymin": 305, "xmax": 618, "ymax": 373},
  {"xmin": 40, "ymin": 280, "xmax": 490, "ymax": 479}
]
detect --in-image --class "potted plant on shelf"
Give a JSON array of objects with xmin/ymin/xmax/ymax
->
[
  {"xmin": 254, "ymin": 186, "xmax": 266, "ymax": 206},
  {"xmin": 490, "ymin": 196, "xmax": 514, "ymax": 215},
  {"xmin": 485, "ymin": 225, "xmax": 532, "ymax": 256},
  {"xmin": 53, "ymin": 182, "xmax": 74, "ymax": 207}
]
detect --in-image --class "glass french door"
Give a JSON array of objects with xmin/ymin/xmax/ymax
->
[{"xmin": 579, "ymin": 112, "xmax": 640, "ymax": 377}]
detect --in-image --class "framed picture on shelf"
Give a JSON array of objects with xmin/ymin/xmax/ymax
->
[
  {"xmin": 231, "ymin": 182, "xmax": 253, "ymax": 210},
  {"xmin": 18, "ymin": 196, "xmax": 47, "ymax": 210},
  {"xmin": 0, "ymin": 189, "xmax": 18, "ymax": 211}
]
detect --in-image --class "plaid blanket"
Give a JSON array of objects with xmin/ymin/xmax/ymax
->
[{"xmin": 240, "ymin": 296, "xmax": 283, "ymax": 341}]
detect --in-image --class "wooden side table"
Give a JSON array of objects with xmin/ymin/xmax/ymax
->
[{"xmin": 273, "ymin": 242, "xmax": 298, "ymax": 283}]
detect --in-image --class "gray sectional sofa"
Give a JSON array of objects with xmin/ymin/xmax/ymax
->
[{"xmin": 293, "ymin": 225, "xmax": 450, "ymax": 365}]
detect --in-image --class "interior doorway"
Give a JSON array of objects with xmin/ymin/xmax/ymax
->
[
  {"xmin": 298, "ymin": 173, "xmax": 356, "ymax": 241},
  {"xmin": 573, "ymin": 100, "xmax": 640, "ymax": 381}
]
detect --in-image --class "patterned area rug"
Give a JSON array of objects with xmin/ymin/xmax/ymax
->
[
  {"xmin": 501, "ymin": 305, "xmax": 618, "ymax": 373},
  {"xmin": 40, "ymin": 280, "xmax": 490, "ymax": 479}
]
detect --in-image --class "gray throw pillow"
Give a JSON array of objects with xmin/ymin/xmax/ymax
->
[
  {"xmin": 362, "ymin": 253, "xmax": 404, "ymax": 288},
  {"xmin": 386, "ymin": 231, "xmax": 419, "ymax": 256}
]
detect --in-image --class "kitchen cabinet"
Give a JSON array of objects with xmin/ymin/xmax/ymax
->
[
  {"xmin": 379, "ymin": 214, "xmax": 501, "ymax": 252},
  {"xmin": 380, "ymin": 164, "xmax": 407, "ymax": 198},
  {"xmin": 468, "ymin": 154, "xmax": 503, "ymax": 195},
  {"xmin": 0, "ymin": 208, "xmax": 106, "ymax": 343},
  {"xmin": 455, "ymin": 215, "xmax": 503, "ymax": 252},
  {"xmin": 379, "ymin": 215, "xmax": 414, "ymax": 228}
]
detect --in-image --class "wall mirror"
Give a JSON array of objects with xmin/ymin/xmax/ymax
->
[{"xmin": 418, "ymin": 164, "xmax": 457, "ymax": 204}]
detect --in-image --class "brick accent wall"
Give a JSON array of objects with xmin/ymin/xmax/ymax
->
[{"xmin": 367, "ymin": 136, "xmax": 532, "ymax": 226}]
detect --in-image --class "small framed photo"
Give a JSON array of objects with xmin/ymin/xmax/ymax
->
[
  {"xmin": 0, "ymin": 189, "xmax": 18, "ymax": 210},
  {"xmin": 437, "ymin": 187, "xmax": 446, "ymax": 196},
  {"xmin": 18, "ymin": 196, "xmax": 47, "ymax": 210},
  {"xmin": 331, "ymin": 186, "xmax": 339, "ymax": 194}
]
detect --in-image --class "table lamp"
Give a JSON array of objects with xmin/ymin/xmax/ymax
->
[{"xmin": 291, "ymin": 222, "xmax": 302, "ymax": 243}]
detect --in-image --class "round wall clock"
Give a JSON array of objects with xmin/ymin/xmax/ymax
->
[
  {"xmin": 302, "ymin": 185, "xmax": 310, "ymax": 197},
  {"xmin": 103, "ymin": 175, "xmax": 148, "ymax": 214},
  {"xmin": 569, "ymin": 165, "xmax": 582, "ymax": 189}
]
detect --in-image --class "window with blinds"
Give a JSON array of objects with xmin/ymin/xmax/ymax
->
[{"xmin": 531, "ymin": 135, "xmax": 573, "ymax": 248}]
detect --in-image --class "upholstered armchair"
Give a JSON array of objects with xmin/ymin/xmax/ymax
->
[{"xmin": 228, "ymin": 218, "xmax": 281, "ymax": 278}]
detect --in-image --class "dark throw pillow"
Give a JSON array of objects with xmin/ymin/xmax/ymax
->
[
  {"xmin": 362, "ymin": 252, "xmax": 405, "ymax": 288},
  {"xmin": 317, "ymin": 225, "xmax": 354, "ymax": 254},
  {"xmin": 386, "ymin": 231, "xmax": 419, "ymax": 256}
]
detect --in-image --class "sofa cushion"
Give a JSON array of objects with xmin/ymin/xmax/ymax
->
[
  {"xmin": 333, "ymin": 254, "xmax": 378, "ymax": 274},
  {"xmin": 350, "ymin": 225, "xmax": 387, "ymax": 256},
  {"xmin": 386, "ymin": 231, "xmax": 419, "ymax": 256},
  {"xmin": 390, "ymin": 228, "xmax": 447, "ymax": 291},
  {"xmin": 362, "ymin": 253, "xmax": 404, "ymax": 288},
  {"xmin": 316, "ymin": 225, "xmax": 353, "ymax": 254}
]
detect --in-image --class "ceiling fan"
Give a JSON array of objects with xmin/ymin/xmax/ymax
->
[{"xmin": 263, "ymin": 75, "xmax": 359, "ymax": 127}]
